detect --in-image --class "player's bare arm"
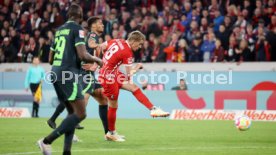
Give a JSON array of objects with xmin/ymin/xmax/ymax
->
[
  {"xmin": 76, "ymin": 44, "xmax": 103, "ymax": 67},
  {"xmin": 48, "ymin": 50, "xmax": 54, "ymax": 65}
]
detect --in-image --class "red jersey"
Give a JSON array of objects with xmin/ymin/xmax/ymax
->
[{"xmin": 100, "ymin": 39, "xmax": 133, "ymax": 77}]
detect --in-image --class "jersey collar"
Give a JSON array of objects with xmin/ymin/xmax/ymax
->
[{"xmin": 66, "ymin": 20, "xmax": 75, "ymax": 23}]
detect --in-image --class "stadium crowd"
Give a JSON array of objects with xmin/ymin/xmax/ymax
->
[{"xmin": 0, "ymin": 0, "xmax": 276, "ymax": 63}]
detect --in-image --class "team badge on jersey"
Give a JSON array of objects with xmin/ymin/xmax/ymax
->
[
  {"xmin": 89, "ymin": 33, "xmax": 96, "ymax": 41},
  {"xmin": 90, "ymin": 33, "xmax": 96, "ymax": 38},
  {"xmin": 79, "ymin": 30, "xmax": 85, "ymax": 38}
]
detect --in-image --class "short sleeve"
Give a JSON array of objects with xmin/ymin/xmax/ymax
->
[
  {"xmin": 74, "ymin": 26, "xmax": 85, "ymax": 47},
  {"xmin": 88, "ymin": 33, "xmax": 97, "ymax": 42},
  {"xmin": 122, "ymin": 49, "xmax": 133, "ymax": 66}
]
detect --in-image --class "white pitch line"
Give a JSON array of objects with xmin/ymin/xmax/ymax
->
[{"xmin": 1, "ymin": 146, "xmax": 275, "ymax": 155}]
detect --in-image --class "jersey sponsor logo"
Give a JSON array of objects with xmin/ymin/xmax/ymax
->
[{"xmin": 79, "ymin": 30, "xmax": 85, "ymax": 38}]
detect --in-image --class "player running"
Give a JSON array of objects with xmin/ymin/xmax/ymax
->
[
  {"xmin": 98, "ymin": 30, "xmax": 170, "ymax": 142},
  {"xmin": 37, "ymin": 4, "xmax": 102, "ymax": 155},
  {"xmin": 47, "ymin": 16, "xmax": 111, "ymax": 138}
]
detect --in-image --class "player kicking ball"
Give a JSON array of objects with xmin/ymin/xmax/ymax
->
[{"xmin": 98, "ymin": 31, "xmax": 170, "ymax": 142}]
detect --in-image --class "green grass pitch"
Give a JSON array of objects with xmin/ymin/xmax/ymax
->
[{"xmin": 0, "ymin": 118, "xmax": 275, "ymax": 155}]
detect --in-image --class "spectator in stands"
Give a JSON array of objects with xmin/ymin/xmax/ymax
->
[
  {"xmin": 256, "ymin": 27, "xmax": 271, "ymax": 61},
  {"xmin": 225, "ymin": 36, "xmax": 238, "ymax": 62},
  {"xmin": 188, "ymin": 36, "xmax": 202, "ymax": 62},
  {"xmin": 233, "ymin": 13, "xmax": 247, "ymax": 34},
  {"xmin": 51, "ymin": 5, "xmax": 64, "ymax": 29},
  {"xmin": 200, "ymin": 17, "xmax": 209, "ymax": 35},
  {"xmin": 141, "ymin": 40, "xmax": 153, "ymax": 63},
  {"xmin": 245, "ymin": 24, "xmax": 256, "ymax": 54},
  {"xmin": 164, "ymin": 32, "xmax": 178, "ymax": 62},
  {"xmin": 2, "ymin": 37, "xmax": 17, "ymax": 62},
  {"xmin": 152, "ymin": 38, "xmax": 166, "ymax": 62},
  {"xmin": 9, "ymin": 12, "xmax": 17, "ymax": 27},
  {"xmin": 266, "ymin": 27, "xmax": 276, "ymax": 61},
  {"xmin": 0, "ymin": 29, "xmax": 7, "ymax": 44},
  {"xmin": 22, "ymin": 37, "xmax": 39, "ymax": 63},
  {"xmin": 0, "ymin": 47, "xmax": 4, "ymax": 63},
  {"xmin": 31, "ymin": 11, "xmax": 42, "ymax": 30},
  {"xmin": 16, "ymin": 12, "xmax": 32, "ymax": 34},
  {"xmin": 159, "ymin": 26, "xmax": 170, "ymax": 46},
  {"xmin": 215, "ymin": 24, "xmax": 230, "ymax": 50},
  {"xmin": 185, "ymin": 20, "xmax": 199, "ymax": 44},
  {"xmin": 171, "ymin": 79, "xmax": 188, "ymax": 90},
  {"xmin": 213, "ymin": 10, "xmax": 224, "ymax": 33},
  {"xmin": 38, "ymin": 37, "xmax": 50, "ymax": 63},
  {"xmin": 236, "ymin": 39, "xmax": 254, "ymax": 62},
  {"xmin": 24, "ymin": 57, "xmax": 45, "ymax": 118},
  {"xmin": 175, "ymin": 39, "xmax": 189, "ymax": 62},
  {"xmin": 213, "ymin": 39, "xmax": 225, "ymax": 62},
  {"xmin": 201, "ymin": 32, "xmax": 216, "ymax": 62},
  {"xmin": 242, "ymin": 0, "xmax": 254, "ymax": 19},
  {"xmin": 268, "ymin": 15, "xmax": 276, "ymax": 30}
]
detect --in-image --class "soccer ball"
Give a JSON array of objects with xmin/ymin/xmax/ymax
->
[{"xmin": 235, "ymin": 115, "xmax": 251, "ymax": 131}]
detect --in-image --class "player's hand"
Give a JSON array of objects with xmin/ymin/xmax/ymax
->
[{"xmin": 136, "ymin": 63, "xmax": 143, "ymax": 70}]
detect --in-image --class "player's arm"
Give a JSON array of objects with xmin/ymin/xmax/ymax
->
[
  {"xmin": 48, "ymin": 50, "xmax": 54, "ymax": 65},
  {"xmin": 74, "ymin": 27, "xmax": 103, "ymax": 67},
  {"xmin": 132, "ymin": 63, "xmax": 143, "ymax": 73},
  {"xmin": 49, "ymin": 40, "xmax": 56, "ymax": 65},
  {"xmin": 97, "ymin": 41, "xmax": 108, "ymax": 54},
  {"xmin": 76, "ymin": 44, "xmax": 103, "ymax": 67},
  {"xmin": 125, "ymin": 63, "xmax": 143, "ymax": 80}
]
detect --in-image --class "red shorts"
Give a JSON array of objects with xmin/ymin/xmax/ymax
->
[{"xmin": 98, "ymin": 71, "xmax": 128, "ymax": 100}]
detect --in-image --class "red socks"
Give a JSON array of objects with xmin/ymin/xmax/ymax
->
[
  {"xmin": 108, "ymin": 107, "xmax": 117, "ymax": 131},
  {"xmin": 133, "ymin": 88, "xmax": 154, "ymax": 110}
]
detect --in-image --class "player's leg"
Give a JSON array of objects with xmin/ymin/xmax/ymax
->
[
  {"xmin": 121, "ymin": 82, "xmax": 170, "ymax": 117},
  {"xmin": 35, "ymin": 102, "xmax": 39, "ymax": 117},
  {"xmin": 30, "ymin": 83, "xmax": 39, "ymax": 117},
  {"xmin": 121, "ymin": 81, "xmax": 154, "ymax": 109},
  {"xmin": 99, "ymin": 77, "xmax": 125, "ymax": 142},
  {"xmin": 32, "ymin": 102, "xmax": 35, "ymax": 117},
  {"xmin": 104, "ymin": 98, "xmax": 125, "ymax": 142},
  {"xmin": 47, "ymin": 101, "xmax": 66, "ymax": 129},
  {"xmin": 91, "ymin": 87, "xmax": 109, "ymax": 134},
  {"xmin": 38, "ymin": 82, "xmax": 86, "ymax": 154},
  {"xmin": 63, "ymin": 99, "xmax": 86, "ymax": 154}
]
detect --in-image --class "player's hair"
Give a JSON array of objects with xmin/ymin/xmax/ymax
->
[
  {"xmin": 67, "ymin": 3, "xmax": 83, "ymax": 20},
  {"xmin": 127, "ymin": 31, "xmax": 146, "ymax": 42},
  {"xmin": 87, "ymin": 16, "xmax": 101, "ymax": 28}
]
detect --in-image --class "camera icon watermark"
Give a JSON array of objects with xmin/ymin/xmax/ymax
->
[{"xmin": 44, "ymin": 71, "xmax": 57, "ymax": 84}]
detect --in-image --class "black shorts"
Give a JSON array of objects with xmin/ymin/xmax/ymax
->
[
  {"xmin": 30, "ymin": 83, "xmax": 40, "ymax": 95},
  {"xmin": 53, "ymin": 81, "xmax": 84, "ymax": 101},
  {"xmin": 81, "ymin": 73, "xmax": 102, "ymax": 95}
]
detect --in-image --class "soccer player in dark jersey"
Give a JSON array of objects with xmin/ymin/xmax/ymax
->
[
  {"xmin": 46, "ymin": 16, "xmax": 116, "ymax": 139},
  {"xmin": 37, "ymin": 4, "xmax": 102, "ymax": 155}
]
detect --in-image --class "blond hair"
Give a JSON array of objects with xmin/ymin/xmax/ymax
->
[{"xmin": 127, "ymin": 30, "xmax": 146, "ymax": 42}]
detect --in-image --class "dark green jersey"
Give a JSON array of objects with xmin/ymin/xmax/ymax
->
[
  {"xmin": 51, "ymin": 21, "xmax": 85, "ymax": 81},
  {"xmin": 85, "ymin": 31, "xmax": 99, "ymax": 55},
  {"xmin": 80, "ymin": 31, "xmax": 100, "ymax": 75}
]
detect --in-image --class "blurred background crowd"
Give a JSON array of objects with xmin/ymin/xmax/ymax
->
[{"xmin": 0, "ymin": 0, "xmax": 276, "ymax": 63}]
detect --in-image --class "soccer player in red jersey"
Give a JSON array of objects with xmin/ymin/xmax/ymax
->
[{"xmin": 98, "ymin": 31, "xmax": 170, "ymax": 142}]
